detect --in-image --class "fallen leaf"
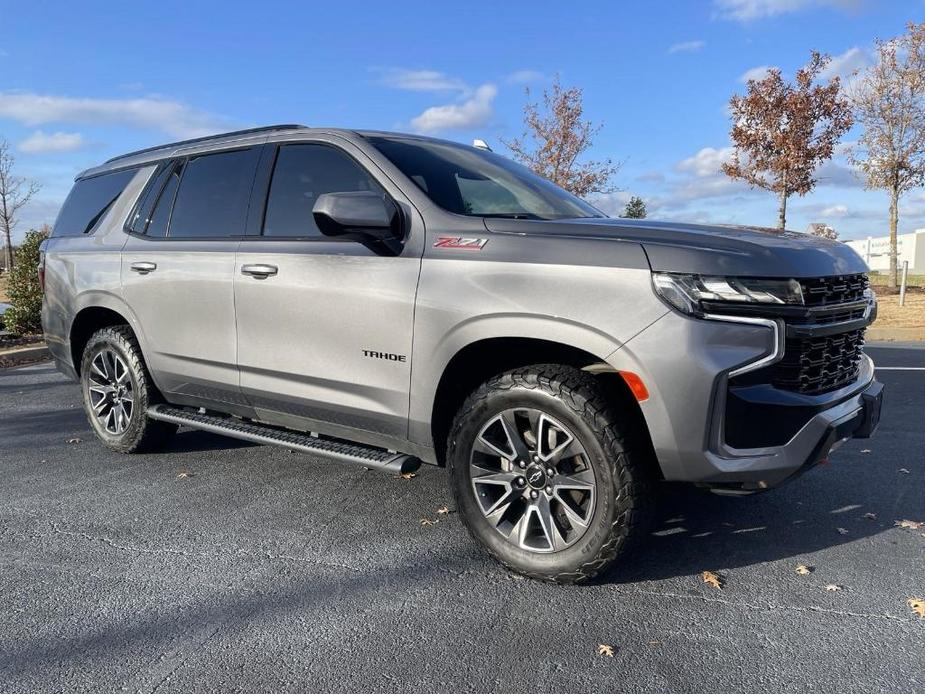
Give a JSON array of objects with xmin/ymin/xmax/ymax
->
[
  {"xmin": 836, "ymin": 527, "xmax": 849, "ymax": 535},
  {"xmin": 437, "ymin": 506, "xmax": 450, "ymax": 515},
  {"xmin": 420, "ymin": 518, "xmax": 437, "ymax": 526},
  {"xmin": 795, "ymin": 564, "xmax": 813, "ymax": 575},
  {"xmin": 66, "ymin": 438, "xmax": 81, "ymax": 444},
  {"xmin": 898, "ymin": 468, "xmax": 910, "ymax": 474},
  {"xmin": 824, "ymin": 584, "xmax": 843, "ymax": 592},
  {"xmin": 395, "ymin": 472, "xmax": 416, "ymax": 481},
  {"xmin": 176, "ymin": 471, "xmax": 194, "ymax": 479},
  {"xmin": 701, "ymin": 570, "xmax": 723, "ymax": 589},
  {"xmin": 908, "ymin": 598, "xmax": 925, "ymax": 618},
  {"xmin": 860, "ymin": 449, "xmax": 871, "ymax": 454},
  {"xmin": 863, "ymin": 512, "xmax": 877, "ymax": 520},
  {"xmin": 597, "ymin": 644, "xmax": 614, "ymax": 657},
  {"xmin": 895, "ymin": 520, "xmax": 924, "ymax": 530}
]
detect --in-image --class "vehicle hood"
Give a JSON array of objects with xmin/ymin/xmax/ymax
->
[{"xmin": 483, "ymin": 217, "xmax": 868, "ymax": 278}]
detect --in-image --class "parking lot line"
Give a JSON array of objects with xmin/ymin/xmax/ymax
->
[{"xmin": 874, "ymin": 366, "xmax": 925, "ymax": 371}]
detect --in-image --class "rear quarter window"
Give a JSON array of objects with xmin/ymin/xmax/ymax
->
[{"xmin": 52, "ymin": 168, "xmax": 138, "ymax": 237}]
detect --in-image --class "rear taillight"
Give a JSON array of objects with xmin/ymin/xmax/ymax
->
[{"xmin": 38, "ymin": 246, "xmax": 46, "ymax": 293}]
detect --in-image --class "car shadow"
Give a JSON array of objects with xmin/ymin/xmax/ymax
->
[
  {"xmin": 601, "ymin": 478, "xmax": 898, "ymax": 585},
  {"xmin": 165, "ymin": 429, "xmax": 258, "ymax": 453}
]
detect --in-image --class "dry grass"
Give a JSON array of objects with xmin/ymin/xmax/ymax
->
[
  {"xmin": 0, "ymin": 276, "xmax": 8, "ymax": 304},
  {"xmin": 873, "ymin": 291, "xmax": 925, "ymax": 329}
]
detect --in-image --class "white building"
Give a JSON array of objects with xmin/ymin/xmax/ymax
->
[{"xmin": 844, "ymin": 229, "xmax": 925, "ymax": 274}]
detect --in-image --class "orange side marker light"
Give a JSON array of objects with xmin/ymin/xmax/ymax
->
[{"xmin": 619, "ymin": 371, "xmax": 649, "ymax": 402}]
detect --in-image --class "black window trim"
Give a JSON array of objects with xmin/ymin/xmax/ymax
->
[
  {"xmin": 245, "ymin": 140, "xmax": 396, "ymax": 244},
  {"xmin": 121, "ymin": 146, "xmax": 262, "ymax": 242}
]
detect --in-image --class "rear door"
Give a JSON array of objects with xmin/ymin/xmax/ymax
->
[
  {"xmin": 233, "ymin": 137, "xmax": 423, "ymax": 445},
  {"xmin": 121, "ymin": 145, "xmax": 262, "ymax": 412}
]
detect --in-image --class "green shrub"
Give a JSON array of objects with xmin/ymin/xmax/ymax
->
[{"xmin": 4, "ymin": 227, "xmax": 49, "ymax": 335}]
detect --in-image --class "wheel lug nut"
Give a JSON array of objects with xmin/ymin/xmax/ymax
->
[
  {"xmin": 530, "ymin": 490, "xmax": 539, "ymax": 500},
  {"xmin": 518, "ymin": 461, "xmax": 526, "ymax": 469},
  {"xmin": 546, "ymin": 486, "xmax": 553, "ymax": 495},
  {"xmin": 546, "ymin": 468, "xmax": 554, "ymax": 476},
  {"xmin": 516, "ymin": 477, "xmax": 526, "ymax": 487},
  {"xmin": 532, "ymin": 455, "xmax": 540, "ymax": 463}
]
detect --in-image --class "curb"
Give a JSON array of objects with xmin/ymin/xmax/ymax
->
[
  {"xmin": 0, "ymin": 344, "xmax": 51, "ymax": 368},
  {"xmin": 867, "ymin": 327, "xmax": 925, "ymax": 342}
]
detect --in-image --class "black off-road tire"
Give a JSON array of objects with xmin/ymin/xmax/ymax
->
[
  {"xmin": 79, "ymin": 326, "xmax": 177, "ymax": 453},
  {"xmin": 447, "ymin": 364, "xmax": 655, "ymax": 584}
]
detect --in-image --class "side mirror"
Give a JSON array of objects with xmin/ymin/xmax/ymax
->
[{"xmin": 312, "ymin": 192, "xmax": 402, "ymax": 252}]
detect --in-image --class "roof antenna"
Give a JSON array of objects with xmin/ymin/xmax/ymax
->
[{"xmin": 472, "ymin": 139, "xmax": 492, "ymax": 151}]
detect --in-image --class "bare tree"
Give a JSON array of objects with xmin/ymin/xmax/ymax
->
[
  {"xmin": 723, "ymin": 52, "xmax": 853, "ymax": 230},
  {"xmin": 850, "ymin": 22, "xmax": 925, "ymax": 290},
  {"xmin": 502, "ymin": 76, "xmax": 619, "ymax": 197},
  {"xmin": 807, "ymin": 222, "xmax": 838, "ymax": 240},
  {"xmin": 0, "ymin": 139, "xmax": 40, "ymax": 272}
]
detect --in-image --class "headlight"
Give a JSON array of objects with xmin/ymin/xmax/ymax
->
[{"xmin": 652, "ymin": 273, "xmax": 804, "ymax": 317}]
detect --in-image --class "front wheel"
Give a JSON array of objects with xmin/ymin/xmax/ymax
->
[
  {"xmin": 80, "ymin": 326, "xmax": 177, "ymax": 453},
  {"xmin": 447, "ymin": 365, "xmax": 653, "ymax": 584}
]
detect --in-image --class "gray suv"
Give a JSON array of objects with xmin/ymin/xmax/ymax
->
[{"xmin": 41, "ymin": 124, "xmax": 883, "ymax": 583}]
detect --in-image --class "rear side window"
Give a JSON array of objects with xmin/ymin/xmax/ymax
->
[
  {"xmin": 262, "ymin": 144, "xmax": 382, "ymax": 238},
  {"xmin": 53, "ymin": 169, "xmax": 137, "ymax": 237},
  {"xmin": 145, "ymin": 165, "xmax": 182, "ymax": 238},
  {"xmin": 168, "ymin": 148, "xmax": 260, "ymax": 238}
]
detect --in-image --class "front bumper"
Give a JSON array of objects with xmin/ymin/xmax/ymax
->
[
  {"xmin": 608, "ymin": 310, "xmax": 883, "ymax": 491},
  {"xmin": 704, "ymin": 373, "xmax": 882, "ymax": 492}
]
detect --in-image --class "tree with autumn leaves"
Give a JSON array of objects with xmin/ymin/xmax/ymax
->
[
  {"xmin": 503, "ymin": 76, "xmax": 619, "ymax": 198},
  {"xmin": 850, "ymin": 22, "xmax": 925, "ymax": 289},
  {"xmin": 723, "ymin": 52, "xmax": 853, "ymax": 231}
]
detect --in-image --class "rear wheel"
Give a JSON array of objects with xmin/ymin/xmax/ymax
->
[
  {"xmin": 80, "ymin": 326, "xmax": 177, "ymax": 453},
  {"xmin": 447, "ymin": 364, "xmax": 653, "ymax": 584}
]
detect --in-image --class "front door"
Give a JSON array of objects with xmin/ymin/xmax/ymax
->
[
  {"xmin": 121, "ymin": 146, "xmax": 262, "ymax": 411},
  {"xmin": 233, "ymin": 140, "xmax": 422, "ymax": 445}
]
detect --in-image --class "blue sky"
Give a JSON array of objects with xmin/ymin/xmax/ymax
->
[{"xmin": 1, "ymin": 0, "xmax": 923, "ymax": 242}]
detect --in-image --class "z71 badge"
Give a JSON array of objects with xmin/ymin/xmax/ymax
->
[{"xmin": 433, "ymin": 236, "xmax": 488, "ymax": 250}]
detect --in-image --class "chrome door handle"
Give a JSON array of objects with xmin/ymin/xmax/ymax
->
[
  {"xmin": 241, "ymin": 263, "xmax": 278, "ymax": 279},
  {"xmin": 130, "ymin": 261, "xmax": 157, "ymax": 274}
]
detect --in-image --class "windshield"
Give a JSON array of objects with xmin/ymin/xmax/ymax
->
[{"xmin": 366, "ymin": 135, "xmax": 604, "ymax": 220}]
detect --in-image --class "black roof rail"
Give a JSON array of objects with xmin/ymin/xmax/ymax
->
[{"xmin": 104, "ymin": 124, "xmax": 308, "ymax": 164}]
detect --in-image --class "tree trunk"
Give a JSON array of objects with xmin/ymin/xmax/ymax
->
[
  {"xmin": 1, "ymin": 223, "xmax": 12, "ymax": 273},
  {"xmin": 888, "ymin": 185, "xmax": 899, "ymax": 291},
  {"xmin": 777, "ymin": 189, "xmax": 788, "ymax": 230}
]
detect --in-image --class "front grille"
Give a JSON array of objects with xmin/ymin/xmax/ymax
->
[
  {"xmin": 799, "ymin": 274, "xmax": 868, "ymax": 307},
  {"xmin": 772, "ymin": 328, "xmax": 865, "ymax": 395}
]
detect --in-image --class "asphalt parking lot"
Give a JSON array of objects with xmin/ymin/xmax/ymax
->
[{"xmin": 1, "ymin": 344, "xmax": 922, "ymax": 693}]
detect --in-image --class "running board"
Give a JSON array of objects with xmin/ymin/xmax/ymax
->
[{"xmin": 146, "ymin": 404, "xmax": 421, "ymax": 474}]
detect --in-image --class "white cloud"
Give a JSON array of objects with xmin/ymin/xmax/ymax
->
[
  {"xmin": 676, "ymin": 146, "xmax": 734, "ymax": 177},
  {"xmin": 410, "ymin": 84, "xmax": 497, "ymax": 133},
  {"xmin": 0, "ymin": 92, "xmax": 228, "ymax": 139},
  {"xmin": 821, "ymin": 204, "xmax": 849, "ymax": 217},
  {"xmin": 713, "ymin": 0, "xmax": 860, "ymax": 21},
  {"xmin": 506, "ymin": 69, "xmax": 546, "ymax": 84},
  {"xmin": 376, "ymin": 68, "xmax": 469, "ymax": 93},
  {"xmin": 739, "ymin": 65, "xmax": 775, "ymax": 82},
  {"xmin": 820, "ymin": 46, "xmax": 873, "ymax": 81},
  {"xmin": 668, "ymin": 40, "xmax": 705, "ymax": 55},
  {"xmin": 18, "ymin": 130, "xmax": 87, "ymax": 154}
]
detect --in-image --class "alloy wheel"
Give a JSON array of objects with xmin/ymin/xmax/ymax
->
[
  {"xmin": 86, "ymin": 349, "xmax": 134, "ymax": 435},
  {"xmin": 469, "ymin": 408, "xmax": 597, "ymax": 553}
]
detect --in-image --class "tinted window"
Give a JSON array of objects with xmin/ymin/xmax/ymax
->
[
  {"xmin": 127, "ymin": 163, "xmax": 173, "ymax": 234},
  {"xmin": 367, "ymin": 136, "xmax": 602, "ymax": 220},
  {"xmin": 53, "ymin": 169, "xmax": 137, "ymax": 236},
  {"xmin": 263, "ymin": 144, "xmax": 382, "ymax": 237},
  {"xmin": 168, "ymin": 148, "xmax": 260, "ymax": 238},
  {"xmin": 145, "ymin": 165, "xmax": 181, "ymax": 238}
]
